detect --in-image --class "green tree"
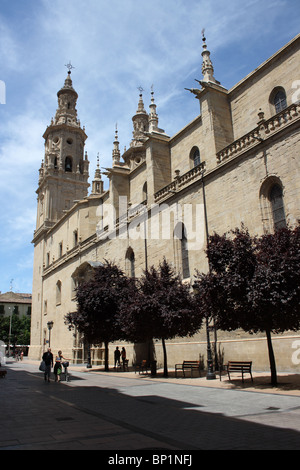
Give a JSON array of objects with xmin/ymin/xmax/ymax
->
[{"xmin": 0, "ymin": 314, "xmax": 31, "ymax": 349}]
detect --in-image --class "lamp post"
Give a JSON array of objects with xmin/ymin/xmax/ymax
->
[
  {"xmin": 47, "ymin": 321, "xmax": 54, "ymax": 348},
  {"xmin": 200, "ymin": 164, "xmax": 216, "ymax": 380},
  {"xmin": 8, "ymin": 306, "xmax": 13, "ymax": 356},
  {"xmin": 86, "ymin": 343, "xmax": 92, "ymax": 369}
]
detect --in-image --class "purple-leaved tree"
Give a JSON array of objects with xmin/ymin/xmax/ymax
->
[
  {"xmin": 120, "ymin": 259, "xmax": 203, "ymax": 377},
  {"xmin": 195, "ymin": 225, "xmax": 300, "ymax": 386},
  {"xmin": 65, "ymin": 261, "xmax": 135, "ymax": 371}
]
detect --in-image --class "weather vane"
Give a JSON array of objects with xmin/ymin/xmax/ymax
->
[{"xmin": 65, "ymin": 61, "xmax": 75, "ymax": 72}]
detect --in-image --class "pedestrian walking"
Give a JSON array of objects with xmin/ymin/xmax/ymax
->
[
  {"xmin": 114, "ymin": 346, "xmax": 121, "ymax": 368},
  {"xmin": 54, "ymin": 350, "xmax": 69, "ymax": 382},
  {"xmin": 121, "ymin": 347, "xmax": 126, "ymax": 370},
  {"xmin": 42, "ymin": 348, "xmax": 53, "ymax": 382}
]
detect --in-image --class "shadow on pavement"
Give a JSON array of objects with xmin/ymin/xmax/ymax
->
[{"xmin": 0, "ymin": 366, "xmax": 299, "ymax": 451}]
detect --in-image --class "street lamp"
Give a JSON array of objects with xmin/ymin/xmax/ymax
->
[
  {"xmin": 47, "ymin": 321, "xmax": 54, "ymax": 348},
  {"xmin": 8, "ymin": 306, "xmax": 13, "ymax": 356},
  {"xmin": 200, "ymin": 164, "xmax": 216, "ymax": 380},
  {"xmin": 86, "ymin": 343, "xmax": 92, "ymax": 369},
  {"xmin": 192, "ymin": 282, "xmax": 216, "ymax": 380}
]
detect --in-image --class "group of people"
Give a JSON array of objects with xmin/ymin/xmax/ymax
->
[
  {"xmin": 114, "ymin": 346, "xmax": 127, "ymax": 370},
  {"xmin": 42, "ymin": 348, "xmax": 69, "ymax": 382},
  {"xmin": 42, "ymin": 346, "xmax": 127, "ymax": 379}
]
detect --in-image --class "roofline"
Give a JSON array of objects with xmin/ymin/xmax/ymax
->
[
  {"xmin": 229, "ymin": 33, "xmax": 300, "ymax": 95},
  {"xmin": 170, "ymin": 114, "xmax": 202, "ymax": 144}
]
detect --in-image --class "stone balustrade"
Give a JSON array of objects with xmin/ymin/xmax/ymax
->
[
  {"xmin": 217, "ymin": 102, "xmax": 299, "ymax": 164},
  {"xmin": 154, "ymin": 162, "xmax": 205, "ymax": 203}
]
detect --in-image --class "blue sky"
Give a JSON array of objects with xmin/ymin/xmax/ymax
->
[{"xmin": 0, "ymin": 0, "xmax": 299, "ymax": 294}]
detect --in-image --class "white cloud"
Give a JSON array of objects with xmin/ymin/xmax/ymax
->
[
  {"xmin": 0, "ymin": 16, "xmax": 21, "ymax": 72},
  {"xmin": 0, "ymin": 0, "xmax": 299, "ymax": 293}
]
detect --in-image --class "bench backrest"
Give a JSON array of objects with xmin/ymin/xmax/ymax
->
[
  {"xmin": 228, "ymin": 361, "xmax": 252, "ymax": 369},
  {"xmin": 183, "ymin": 361, "xmax": 200, "ymax": 366}
]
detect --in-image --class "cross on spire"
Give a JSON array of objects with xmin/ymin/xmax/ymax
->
[{"xmin": 65, "ymin": 61, "xmax": 75, "ymax": 74}]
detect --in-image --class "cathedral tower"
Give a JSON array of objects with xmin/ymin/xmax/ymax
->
[{"xmin": 34, "ymin": 69, "xmax": 89, "ymax": 235}]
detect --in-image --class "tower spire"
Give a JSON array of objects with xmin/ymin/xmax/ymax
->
[
  {"xmin": 54, "ymin": 66, "xmax": 79, "ymax": 126},
  {"xmin": 149, "ymin": 85, "xmax": 159, "ymax": 133},
  {"xmin": 36, "ymin": 71, "xmax": 89, "ymax": 229},
  {"xmin": 131, "ymin": 88, "xmax": 149, "ymax": 147},
  {"xmin": 91, "ymin": 153, "xmax": 103, "ymax": 195},
  {"xmin": 112, "ymin": 124, "xmax": 121, "ymax": 166},
  {"xmin": 201, "ymin": 30, "xmax": 217, "ymax": 84}
]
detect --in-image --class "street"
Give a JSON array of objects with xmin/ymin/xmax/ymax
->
[{"xmin": 0, "ymin": 359, "xmax": 299, "ymax": 456}]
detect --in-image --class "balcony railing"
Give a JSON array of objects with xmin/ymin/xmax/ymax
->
[
  {"xmin": 217, "ymin": 102, "xmax": 299, "ymax": 164},
  {"xmin": 154, "ymin": 162, "xmax": 205, "ymax": 203}
]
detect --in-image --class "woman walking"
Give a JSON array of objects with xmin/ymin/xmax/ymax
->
[{"xmin": 54, "ymin": 350, "xmax": 69, "ymax": 382}]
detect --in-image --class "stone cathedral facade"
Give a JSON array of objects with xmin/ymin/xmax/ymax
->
[{"xmin": 29, "ymin": 34, "xmax": 300, "ymax": 372}]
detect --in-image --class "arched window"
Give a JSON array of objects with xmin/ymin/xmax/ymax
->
[
  {"xmin": 190, "ymin": 147, "xmax": 201, "ymax": 168},
  {"xmin": 260, "ymin": 177, "xmax": 287, "ymax": 233},
  {"xmin": 270, "ymin": 184, "xmax": 286, "ymax": 230},
  {"xmin": 125, "ymin": 247, "xmax": 135, "ymax": 278},
  {"xmin": 270, "ymin": 87, "xmax": 287, "ymax": 114},
  {"xmin": 65, "ymin": 156, "xmax": 73, "ymax": 172}
]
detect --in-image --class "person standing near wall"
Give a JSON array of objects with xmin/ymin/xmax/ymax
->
[{"xmin": 42, "ymin": 348, "xmax": 53, "ymax": 382}]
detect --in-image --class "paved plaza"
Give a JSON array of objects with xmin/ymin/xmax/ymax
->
[{"xmin": 0, "ymin": 359, "xmax": 299, "ymax": 454}]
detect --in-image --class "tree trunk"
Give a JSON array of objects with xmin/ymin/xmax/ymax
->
[
  {"xmin": 266, "ymin": 329, "xmax": 277, "ymax": 387},
  {"xmin": 162, "ymin": 337, "xmax": 168, "ymax": 377},
  {"xmin": 104, "ymin": 341, "xmax": 109, "ymax": 371}
]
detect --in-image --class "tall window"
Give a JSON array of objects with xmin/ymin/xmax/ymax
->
[
  {"xmin": 126, "ymin": 247, "xmax": 135, "ymax": 278},
  {"xmin": 274, "ymin": 90, "xmax": 287, "ymax": 113},
  {"xmin": 181, "ymin": 226, "xmax": 190, "ymax": 279},
  {"xmin": 270, "ymin": 88, "xmax": 287, "ymax": 114},
  {"xmin": 190, "ymin": 147, "xmax": 201, "ymax": 167},
  {"xmin": 270, "ymin": 184, "xmax": 286, "ymax": 230},
  {"xmin": 73, "ymin": 230, "xmax": 78, "ymax": 247},
  {"xmin": 142, "ymin": 182, "xmax": 148, "ymax": 202},
  {"xmin": 56, "ymin": 280, "xmax": 62, "ymax": 305},
  {"xmin": 65, "ymin": 156, "xmax": 73, "ymax": 172},
  {"xmin": 174, "ymin": 222, "xmax": 190, "ymax": 279}
]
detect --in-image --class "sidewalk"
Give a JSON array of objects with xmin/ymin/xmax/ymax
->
[
  {"xmin": 24, "ymin": 357, "xmax": 300, "ymax": 396},
  {"xmin": 1, "ymin": 359, "xmax": 299, "ymax": 451},
  {"xmin": 84, "ymin": 366, "xmax": 300, "ymax": 397}
]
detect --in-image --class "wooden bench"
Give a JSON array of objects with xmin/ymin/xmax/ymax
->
[
  {"xmin": 175, "ymin": 360, "xmax": 201, "ymax": 378},
  {"xmin": 227, "ymin": 361, "xmax": 253, "ymax": 383},
  {"xmin": 134, "ymin": 360, "xmax": 149, "ymax": 374}
]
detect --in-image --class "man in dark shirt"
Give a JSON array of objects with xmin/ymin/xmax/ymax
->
[
  {"xmin": 42, "ymin": 348, "xmax": 53, "ymax": 382},
  {"xmin": 114, "ymin": 347, "xmax": 121, "ymax": 368}
]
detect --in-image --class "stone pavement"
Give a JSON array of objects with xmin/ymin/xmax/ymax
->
[{"xmin": 0, "ymin": 359, "xmax": 299, "ymax": 454}]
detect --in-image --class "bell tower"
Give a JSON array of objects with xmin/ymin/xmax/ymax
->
[{"xmin": 35, "ymin": 68, "xmax": 89, "ymax": 234}]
